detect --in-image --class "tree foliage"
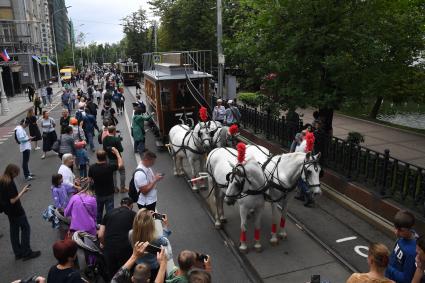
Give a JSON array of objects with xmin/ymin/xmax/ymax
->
[
  {"xmin": 149, "ymin": 0, "xmax": 216, "ymax": 51},
  {"xmin": 121, "ymin": 8, "xmax": 154, "ymax": 64},
  {"xmin": 224, "ymin": 0, "xmax": 425, "ymax": 123}
]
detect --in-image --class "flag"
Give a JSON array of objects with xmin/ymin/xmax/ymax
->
[{"xmin": 0, "ymin": 49, "xmax": 10, "ymax": 62}]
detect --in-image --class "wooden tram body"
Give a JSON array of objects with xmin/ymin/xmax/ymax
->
[
  {"xmin": 142, "ymin": 51, "xmax": 213, "ymax": 143},
  {"xmin": 116, "ymin": 60, "xmax": 139, "ymax": 86}
]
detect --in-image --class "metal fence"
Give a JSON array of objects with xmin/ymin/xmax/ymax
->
[{"xmin": 237, "ymin": 105, "xmax": 425, "ymax": 215}]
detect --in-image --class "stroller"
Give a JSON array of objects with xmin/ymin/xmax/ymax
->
[{"xmin": 72, "ymin": 231, "xmax": 108, "ymax": 282}]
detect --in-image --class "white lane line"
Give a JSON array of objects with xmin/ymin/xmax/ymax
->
[
  {"xmin": 123, "ymin": 98, "xmax": 141, "ymax": 164},
  {"xmin": 336, "ymin": 236, "xmax": 357, "ymax": 243},
  {"xmin": 0, "ymin": 138, "xmax": 8, "ymax": 141},
  {"xmin": 3, "ymin": 134, "xmax": 13, "ymax": 137}
]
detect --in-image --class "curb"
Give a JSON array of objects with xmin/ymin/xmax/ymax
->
[{"xmin": 321, "ymin": 184, "xmax": 395, "ymax": 239}]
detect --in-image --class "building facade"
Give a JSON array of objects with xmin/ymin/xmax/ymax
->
[
  {"xmin": 48, "ymin": 0, "xmax": 70, "ymax": 53},
  {"xmin": 0, "ymin": 0, "xmax": 59, "ymax": 96}
]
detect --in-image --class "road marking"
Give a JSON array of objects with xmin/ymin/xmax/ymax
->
[
  {"xmin": 3, "ymin": 134, "xmax": 13, "ymax": 137},
  {"xmin": 0, "ymin": 138, "xmax": 8, "ymax": 141},
  {"xmin": 123, "ymin": 94, "xmax": 141, "ymax": 164},
  {"xmin": 354, "ymin": 245, "xmax": 369, "ymax": 258},
  {"xmin": 336, "ymin": 236, "xmax": 357, "ymax": 243}
]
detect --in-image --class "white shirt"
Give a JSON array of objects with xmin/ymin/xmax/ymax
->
[
  {"xmin": 212, "ymin": 105, "xmax": 226, "ymax": 121},
  {"xmin": 134, "ymin": 163, "xmax": 156, "ymax": 206},
  {"xmin": 295, "ymin": 139, "xmax": 306, "ymax": 153},
  {"xmin": 15, "ymin": 125, "xmax": 31, "ymax": 152},
  {"xmin": 58, "ymin": 164, "xmax": 75, "ymax": 186}
]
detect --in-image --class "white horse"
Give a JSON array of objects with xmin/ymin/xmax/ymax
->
[
  {"xmin": 245, "ymin": 146, "xmax": 322, "ymax": 245},
  {"xmin": 211, "ymin": 125, "xmax": 239, "ymax": 148},
  {"xmin": 169, "ymin": 121, "xmax": 220, "ymax": 190},
  {"xmin": 206, "ymin": 146, "xmax": 267, "ymax": 253}
]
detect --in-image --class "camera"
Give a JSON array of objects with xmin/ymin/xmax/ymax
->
[
  {"xmin": 146, "ymin": 243, "xmax": 161, "ymax": 255},
  {"xmin": 153, "ymin": 212, "xmax": 165, "ymax": 220},
  {"xmin": 197, "ymin": 253, "xmax": 208, "ymax": 262},
  {"xmin": 310, "ymin": 275, "xmax": 320, "ymax": 283},
  {"xmin": 105, "ymin": 146, "xmax": 113, "ymax": 152},
  {"xmin": 20, "ymin": 276, "xmax": 38, "ymax": 283}
]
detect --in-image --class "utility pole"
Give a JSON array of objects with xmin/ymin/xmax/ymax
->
[{"xmin": 217, "ymin": 0, "xmax": 224, "ymax": 99}]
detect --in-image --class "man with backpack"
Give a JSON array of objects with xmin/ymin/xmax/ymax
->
[
  {"xmin": 14, "ymin": 119, "xmax": 34, "ymax": 181},
  {"xmin": 101, "ymin": 101, "xmax": 118, "ymax": 126},
  {"xmin": 130, "ymin": 150, "xmax": 163, "ymax": 211}
]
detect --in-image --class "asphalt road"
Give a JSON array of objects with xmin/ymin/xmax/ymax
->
[
  {"xmin": 0, "ymin": 85, "xmax": 251, "ymax": 282},
  {"xmin": 0, "ymin": 84, "xmax": 396, "ymax": 283}
]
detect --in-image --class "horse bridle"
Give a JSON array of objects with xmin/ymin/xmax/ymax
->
[
  {"xmin": 301, "ymin": 157, "xmax": 321, "ymax": 189},
  {"xmin": 196, "ymin": 121, "xmax": 219, "ymax": 147},
  {"xmin": 224, "ymin": 163, "xmax": 267, "ymax": 199}
]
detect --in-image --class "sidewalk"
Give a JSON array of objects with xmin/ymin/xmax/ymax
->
[
  {"xmin": 0, "ymin": 84, "xmax": 63, "ymax": 126},
  {"xmin": 298, "ymin": 108, "xmax": 425, "ymax": 168}
]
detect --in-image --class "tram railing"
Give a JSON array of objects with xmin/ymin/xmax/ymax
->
[{"xmin": 236, "ymin": 104, "xmax": 425, "ymax": 215}]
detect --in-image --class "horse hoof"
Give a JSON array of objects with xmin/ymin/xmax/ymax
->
[
  {"xmin": 178, "ymin": 171, "xmax": 185, "ymax": 176},
  {"xmin": 278, "ymin": 232, "xmax": 287, "ymax": 239},
  {"xmin": 214, "ymin": 222, "xmax": 222, "ymax": 229},
  {"xmin": 192, "ymin": 186, "xmax": 199, "ymax": 192},
  {"xmin": 219, "ymin": 217, "xmax": 227, "ymax": 223},
  {"xmin": 239, "ymin": 244, "xmax": 248, "ymax": 253},
  {"xmin": 254, "ymin": 243, "xmax": 262, "ymax": 253},
  {"xmin": 173, "ymin": 171, "xmax": 179, "ymax": 176},
  {"xmin": 269, "ymin": 237, "xmax": 279, "ymax": 246}
]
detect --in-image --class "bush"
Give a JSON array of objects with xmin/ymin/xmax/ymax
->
[
  {"xmin": 346, "ymin": 132, "xmax": 365, "ymax": 145},
  {"xmin": 238, "ymin": 92, "xmax": 261, "ymax": 108}
]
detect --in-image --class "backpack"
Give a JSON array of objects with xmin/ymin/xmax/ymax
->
[
  {"xmin": 14, "ymin": 130, "xmax": 20, "ymax": 144},
  {"xmin": 112, "ymin": 92, "xmax": 121, "ymax": 102},
  {"xmin": 129, "ymin": 169, "xmax": 147, "ymax": 203},
  {"xmin": 103, "ymin": 107, "xmax": 113, "ymax": 121}
]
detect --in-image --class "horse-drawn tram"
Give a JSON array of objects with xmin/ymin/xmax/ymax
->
[
  {"xmin": 117, "ymin": 59, "xmax": 139, "ymax": 86},
  {"xmin": 142, "ymin": 51, "xmax": 213, "ymax": 145}
]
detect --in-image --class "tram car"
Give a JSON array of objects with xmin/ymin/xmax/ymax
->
[
  {"xmin": 117, "ymin": 60, "xmax": 139, "ymax": 86},
  {"xmin": 142, "ymin": 51, "xmax": 213, "ymax": 145}
]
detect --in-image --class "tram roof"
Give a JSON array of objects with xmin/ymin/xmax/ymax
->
[{"xmin": 143, "ymin": 70, "xmax": 213, "ymax": 81}]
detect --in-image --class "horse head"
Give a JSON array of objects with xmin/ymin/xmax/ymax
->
[
  {"xmin": 301, "ymin": 152, "xmax": 322, "ymax": 197},
  {"xmin": 224, "ymin": 158, "xmax": 266, "ymax": 205},
  {"xmin": 193, "ymin": 121, "xmax": 220, "ymax": 151}
]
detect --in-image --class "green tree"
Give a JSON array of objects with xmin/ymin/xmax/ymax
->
[
  {"xmin": 121, "ymin": 8, "xmax": 152, "ymax": 64},
  {"xmin": 224, "ymin": 0, "xmax": 425, "ymax": 133},
  {"xmin": 149, "ymin": 0, "xmax": 216, "ymax": 51},
  {"xmin": 58, "ymin": 45, "xmax": 74, "ymax": 68}
]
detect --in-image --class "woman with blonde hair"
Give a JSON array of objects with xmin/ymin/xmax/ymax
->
[
  {"xmin": 346, "ymin": 243, "xmax": 394, "ymax": 283},
  {"xmin": 129, "ymin": 209, "xmax": 171, "ymax": 282}
]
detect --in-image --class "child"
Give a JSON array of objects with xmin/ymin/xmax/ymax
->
[
  {"xmin": 385, "ymin": 210, "xmax": 417, "ymax": 283},
  {"xmin": 51, "ymin": 173, "xmax": 78, "ymax": 211},
  {"xmin": 75, "ymin": 141, "xmax": 89, "ymax": 178}
]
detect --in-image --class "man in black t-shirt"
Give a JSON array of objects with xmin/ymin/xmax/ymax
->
[
  {"xmin": 88, "ymin": 148, "xmax": 123, "ymax": 224},
  {"xmin": 98, "ymin": 197, "xmax": 136, "ymax": 280},
  {"xmin": 103, "ymin": 126, "xmax": 126, "ymax": 192}
]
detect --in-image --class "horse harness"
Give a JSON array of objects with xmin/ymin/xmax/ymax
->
[{"xmin": 170, "ymin": 123, "xmax": 218, "ymax": 157}]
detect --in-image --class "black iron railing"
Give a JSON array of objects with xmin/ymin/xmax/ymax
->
[{"xmin": 236, "ymin": 104, "xmax": 425, "ymax": 215}]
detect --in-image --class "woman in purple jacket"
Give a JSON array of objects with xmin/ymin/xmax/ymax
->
[{"xmin": 65, "ymin": 179, "xmax": 97, "ymax": 236}]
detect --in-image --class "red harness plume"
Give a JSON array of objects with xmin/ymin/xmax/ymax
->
[
  {"xmin": 305, "ymin": 131, "xmax": 315, "ymax": 153},
  {"xmin": 237, "ymin": 142, "xmax": 246, "ymax": 164},
  {"xmin": 228, "ymin": 124, "xmax": 239, "ymax": 135},
  {"xmin": 199, "ymin": 107, "xmax": 208, "ymax": 122}
]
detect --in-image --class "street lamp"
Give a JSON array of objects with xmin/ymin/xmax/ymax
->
[
  {"xmin": 71, "ymin": 24, "xmax": 84, "ymax": 69},
  {"xmin": 52, "ymin": 5, "xmax": 72, "ymax": 87}
]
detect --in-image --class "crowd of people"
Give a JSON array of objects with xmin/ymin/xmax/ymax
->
[
  {"xmin": 1, "ymin": 67, "xmax": 213, "ymax": 283},
  {"xmin": 3, "ymin": 65, "xmax": 425, "ymax": 283}
]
